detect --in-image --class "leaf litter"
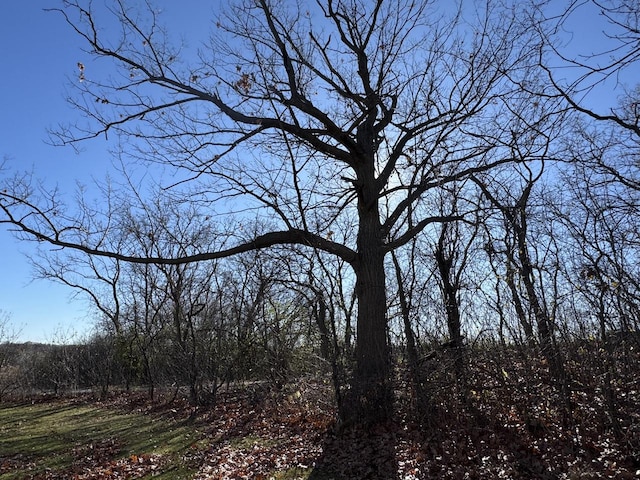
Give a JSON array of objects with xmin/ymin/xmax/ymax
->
[{"xmin": 2, "ymin": 348, "xmax": 640, "ymax": 479}]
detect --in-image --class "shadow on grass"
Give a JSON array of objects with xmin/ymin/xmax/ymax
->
[
  {"xmin": 0, "ymin": 401, "xmax": 197, "ymax": 479},
  {"xmin": 0, "ymin": 394, "xmax": 403, "ymax": 479}
]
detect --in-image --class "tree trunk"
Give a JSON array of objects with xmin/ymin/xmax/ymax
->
[
  {"xmin": 515, "ymin": 222, "xmax": 572, "ymax": 424},
  {"xmin": 391, "ymin": 251, "xmax": 429, "ymax": 417},
  {"xmin": 344, "ymin": 196, "xmax": 393, "ymax": 425},
  {"xmin": 315, "ymin": 296, "xmax": 332, "ymax": 366},
  {"xmin": 517, "ymin": 230, "xmax": 559, "ymax": 371},
  {"xmin": 434, "ymin": 230, "xmax": 467, "ymax": 397},
  {"xmin": 315, "ymin": 296, "xmax": 344, "ymax": 414},
  {"xmin": 505, "ymin": 262, "xmax": 535, "ymax": 343},
  {"xmin": 597, "ymin": 294, "xmax": 621, "ymax": 436}
]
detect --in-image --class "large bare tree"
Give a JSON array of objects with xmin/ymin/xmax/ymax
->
[{"xmin": 0, "ymin": 0, "xmax": 547, "ymax": 422}]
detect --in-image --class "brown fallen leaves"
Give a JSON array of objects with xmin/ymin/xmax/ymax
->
[
  {"xmin": 2, "ymin": 438, "xmax": 167, "ymax": 480},
  {"xmin": 66, "ymin": 453, "xmax": 166, "ymax": 480},
  {"xmin": 66, "ymin": 439, "xmax": 167, "ymax": 480},
  {"xmin": 3, "ymin": 344, "xmax": 640, "ymax": 479},
  {"xmin": 1, "ymin": 454, "xmax": 37, "ymax": 475}
]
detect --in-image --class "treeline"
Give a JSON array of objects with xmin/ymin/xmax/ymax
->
[
  {"xmin": 0, "ymin": 319, "xmax": 319, "ymax": 404},
  {"xmin": 4, "ymin": 148, "xmax": 640, "ymax": 432},
  {"xmin": 1, "ymin": 252, "xmax": 330, "ymax": 404}
]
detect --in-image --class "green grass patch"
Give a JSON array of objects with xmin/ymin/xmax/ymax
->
[
  {"xmin": 228, "ymin": 434, "xmax": 281, "ymax": 450},
  {"xmin": 270, "ymin": 466, "xmax": 315, "ymax": 479},
  {"xmin": 0, "ymin": 401, "xmax": 200, "ymax": 479}
]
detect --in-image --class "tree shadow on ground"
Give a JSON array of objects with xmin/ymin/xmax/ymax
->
[{"xmin": 308, "ymin": 422, "xmax": 399, "ymax": 480}]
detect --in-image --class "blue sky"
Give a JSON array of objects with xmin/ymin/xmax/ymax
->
[
  {"xmin": 0, "ymin": 1, "xmax": 103, "ymax": 342},
  {"xmin": 0, "ymin": 1, "xmax": 637, "ymax": 343},
  {"xmin": 0, "ymin": 1, "xmax": 213, "ymax": 342}
]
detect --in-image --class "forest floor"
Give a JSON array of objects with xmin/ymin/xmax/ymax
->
[{"xmin": 1, "ymin": 350, "xmax": 640, "ymax": 479}]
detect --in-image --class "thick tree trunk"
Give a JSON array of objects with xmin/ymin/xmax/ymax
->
[{"xmin": 343, "ymin": 196, "xmax": 393, "ymax": 425}]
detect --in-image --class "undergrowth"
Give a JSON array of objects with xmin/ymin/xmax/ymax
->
[{"xmin": 1, "ymin": 342, "xmax": 639, "ymax": 479}]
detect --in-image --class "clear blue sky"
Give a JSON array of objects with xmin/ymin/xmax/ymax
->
[
  {"xmin": 0, "ymin": 1, "xmax": 103, "ymax": 342},
  {"xmin": 0, "ymin": 1, "xmax": 635, "ymax": 343},
  {"xmin": 0, "ymin": 1, "xmax": 212, "ymax": 342}
]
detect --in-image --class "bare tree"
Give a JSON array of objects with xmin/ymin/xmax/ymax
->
[
  {"xmin": 432, "ymin": 193, "xmax": 479, "ymax": 398},
  {"xmin": 535, "ymin": 0, "xmax": 639, "ymax": 135},
  {"xmin": 551, "ymin": 153, "xmax": 640, "ymax": 434},
  {"xmin": 0, "ymin": 0, "xmax": 549, "ymax": 422},
  {"xmin": 0, "ymin": 310, "xmax": 20, "ymax": 401},
  {"xmin": 30, "ymin": 236, "xmax": 123, "ymax": 334}
]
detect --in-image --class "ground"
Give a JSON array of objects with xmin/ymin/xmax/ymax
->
[{"xmin": 2, "ymin": 349, "xmax": 640, "ymax": 479}]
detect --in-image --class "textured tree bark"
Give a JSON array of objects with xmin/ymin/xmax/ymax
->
[
  {"xmin": 349, "ymin": 254, "xmax": 392, "ymax": 423},
  {"xmin": 343, "ymin": 181, "xmax": 393, "ymax": 424}
]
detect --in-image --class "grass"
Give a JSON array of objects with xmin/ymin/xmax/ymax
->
[
  {"xmin": 0, "ymin": 399, "xmax": 328, "ymax": 479},
  {"xmin": 3, "ymin": 357, "xmax": 639, "ymax": 480},
  {"xmin": 227, "ymin": 434, "xmax": 281, "ymax": 450},
  {"xmin": 0, "ymin": 400, "xmax": 200, "ymax": 479}
]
